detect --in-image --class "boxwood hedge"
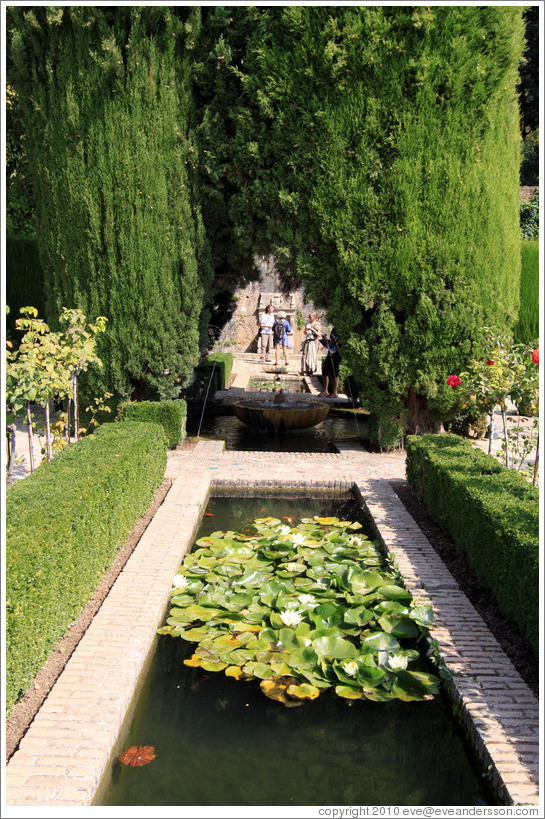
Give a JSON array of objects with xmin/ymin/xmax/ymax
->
[
  {"xmin": 118, "ymin": 399, "xmax": 187, "ymax": 448},
  {"xmin": 6, "ymin": 421, "xmax": 167, "ymax": 715},
  {"xmin": 405, "ymin": 434, "xmax": 539, "ymax": 657}
]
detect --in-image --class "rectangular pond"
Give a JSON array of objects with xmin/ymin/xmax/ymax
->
[{"xmin": 95, "ymin": 495, "xmax": 494, "ymax": 807}]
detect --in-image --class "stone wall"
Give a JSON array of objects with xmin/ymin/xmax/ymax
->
[{"xmin": 217, "ymin": 256, "xmax": 323, "ymax": 354}]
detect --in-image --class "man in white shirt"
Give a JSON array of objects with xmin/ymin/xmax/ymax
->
[{"xmin": 259, "ymin": 304, "xmax": 275, "ymax": 362}]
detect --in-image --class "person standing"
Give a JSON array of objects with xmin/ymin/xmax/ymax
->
[
  {"xmin": 273, "ymin": 311, "xmax": 292, "ymax": 366},
  {"xmin": 301, "ymin": 312, "xmax": 321, "ymax": 375},
  {"xmin": 259, "ymin": 304, "xmax": 275, "ymax": 362},
  {"xmin": 319, "ymin": 326, "xmax": 341, "ymax": 397}
]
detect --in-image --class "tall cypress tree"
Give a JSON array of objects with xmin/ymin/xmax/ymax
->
[
  {"xmin": 10, "ymin": 6, "xmax": 213, "ymax": 399},
  {"xmin": 199, "ymin": 6, "xmax": 525, "ymax": 442}
]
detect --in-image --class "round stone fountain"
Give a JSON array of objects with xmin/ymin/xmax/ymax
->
[{"xmin": 232, "ymin": 390, "xmax": 330, "ymax": 432}]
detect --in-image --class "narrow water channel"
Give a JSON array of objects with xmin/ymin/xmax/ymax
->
[{"xmin": 96, "ymin": 496, "xmax": 493, "ymax": 808}]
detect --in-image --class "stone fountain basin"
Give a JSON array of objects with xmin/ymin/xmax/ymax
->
[{"xmin": 232, "ymin": 399, "xmax": 330, "ymax": 431}]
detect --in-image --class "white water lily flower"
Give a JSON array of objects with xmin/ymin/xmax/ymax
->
[
  {"xmin": 279, "ymin": 609, "xmax": 303, "ymax": 627},
  {"xmin": 285, "ymin": 562, "xmax": 300, "ymax": 572},
  {"xmin": 172, "ymin": 574, "xmax": 188, "ymax": 590},
  {"xmin": 388, "ymin": 653, "xmax": 409, "ymax": 671},
  {"xmin": 278, "ymin": 525, "xmax": 291, "ymax": 536},
  {"xmin": 342, "ymin": 660, "xmax": 359, "ymax": 677},
  {"xmin": 298, "ymin": 593, "xmax": 318, "ymax": 608},
  {"xmin": 348, "ymin": 536, "xmax": 364, "ymax": 547},
  {"xmin": 290, "ymin": 532, "xmax": 307, "ymax": 546}
]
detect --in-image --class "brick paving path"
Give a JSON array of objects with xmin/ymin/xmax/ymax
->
[{"xmin": 5, "ymin": 437, "xmax": 539, "ymax": 809}]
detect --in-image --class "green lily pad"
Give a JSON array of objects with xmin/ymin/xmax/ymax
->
[
  {"xmin": 361, "ymin": 631, "xmax": 401, "ymax": 652},
  {"xmin": 287, "ymin": 682, "xmax": 321, "ymax": 700},
  {"xmin": 312, "ymin": 634, "xmax": 357, "ymax": 660},
  {"xmin": 335, "ymin": 685, "xmax": 364, "ymax": 700}
]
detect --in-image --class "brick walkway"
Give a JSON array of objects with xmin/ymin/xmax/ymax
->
[{"xmin": 4, "ymin": 438, "xmax": 539, "ymax": 809}]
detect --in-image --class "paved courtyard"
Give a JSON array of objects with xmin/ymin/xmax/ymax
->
[{"xmin": 4, "ymin": 354, "xmax": 540, "ymax": 809}]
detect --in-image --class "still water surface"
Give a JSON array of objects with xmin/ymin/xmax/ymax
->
[
  {"xmin": 187, "ymin": 411, "xmax": 367, "ymax": 452},
  {"xmin": 98, "ymin": 497, "xmax": 492, "ymax": 807}
]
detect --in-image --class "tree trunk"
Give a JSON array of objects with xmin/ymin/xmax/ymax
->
[
  {"xmin": 7, "ymin": 423, "xmax": 17, "ymax": 483},
  {"xmin": 72, "ymin": 373, "xmax": 79, "ymax": 440},
  {"xmin": 26, "ymin": 402, "xmax": 35, "ymax": 473},
  {"xmin": 406, "ymin": 390, "xmax": 443, "ymax": 436},
  {"xmin": 66, "ymin": 396, "xmax": 72, "ymax": 444},
  {"xmin": 44, "ymin": 400, "xmax": 53, "ymax": 461}
]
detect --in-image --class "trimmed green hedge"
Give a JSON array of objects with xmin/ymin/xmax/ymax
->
[
  {"xmin": 118, "ymin": 399, "xmax": 187, "ymax": 448},
  {"xmin": 196, "ymin": 352, "xmax": 234, "ymax": 394},
  {"xmin": 6, "ymin": 421, "xmax": 167, "ymax": 715},
  {"xmin": 405, "ymin": 434, "xmax": 539, "ymax": 657}
]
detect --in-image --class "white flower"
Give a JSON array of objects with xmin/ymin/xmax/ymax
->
[
  {"xmin": 348, "ymin": 536, "xmax": 364, "ymax": 547},
  {"xmin": 285, "ymin": 562, "xmax": 300, "ymax": 572},
  {"xmin": 304, "ymin": 638, "xmax": 312, "ymax": 646},
  {"xmin": 342, "ymin": 660, "xmax": 358, "ymax": 676},
  {"xmin": 290, "ymin": 532, "xmax": 307, "ymax": 546},
  {"xmin": 298, "ymin": 593, "xmax": 318, "ymax": 608},
  {"xmin": 279, "ymin": 609, "xmax": 303, "ymax": 627},
  {"xmin": 173, "ymin": 574, "xmax": 188, "ymax": 590},
  {"xmin": 278, "ymin": 525, "xmax": 291, "ymax": 536},
  {"xmin": 388, "ymin": 653, "xmax": 409, "ymax": 671}
]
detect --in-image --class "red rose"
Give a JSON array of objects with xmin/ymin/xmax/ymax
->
[
  {"xmin": 532, "ymin": 347, "xmax": 539, "ymax": 365},
  {"xmin": 486, "ymin": 360, "xmax": 494, "ymax": 365},
  {"xmin": 446, "ymin": 374, "xmax": 461, "ymax": 389}
]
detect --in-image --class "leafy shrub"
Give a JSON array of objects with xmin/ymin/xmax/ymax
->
[
  {"xmin": 118, "ymin": 399, "xmax": 187, "ymax": 448},
  {"xmin": 5, "ymin": 421, "xmax": 167, "ymax": 715},
  {"xmin": 5, "ymin": 234, "xmax": 46, "ymax": 344},
  {"xmin": 520, "ymin": 188, "xmax": 539, "ymax": 240},
  {"xmin": 405, "ymin": 434, "xmax": 539, "ymax": 657}
]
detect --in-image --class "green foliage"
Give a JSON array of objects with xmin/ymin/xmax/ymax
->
[
  {"xmin": 9, "ymin": 6, "xmax": 213, "ymax": 401},
  {"xmin": 202, "ymin": 352, "xmax": 234, "ymax": 390},
  {"xmin": 198, "ymin": 6, "xmax": 525, "ymax": 437},
  {"xmin": 5, "ymin": 81, "xmax": 36, "ymax": 234},
  {"xmin": 405, "ymin": 434, "xmax": 539, "ymax": 657},
  {"xmin": 159, "ymin": 515, "xmax": 439, "ymax": 704},
  {"xmin": 5, "ymin": 235, "xmax": 46, "ymax": 341},
  {"xmin": 520, "ymin": 137, "xmax": 538, "ymax": 186},
  {"xmin": 5, "ymin": 421, "xmax": 167, "ymax": 714},
  {"xmin": 118, "ymin": 399, "xmax": 187, "ymax": 448},
  {"xmin": 514, "ymin": 240, "xmax": 539, "ymax": 344},
  {"xmin": 520, "ymin": 188, "xmax": 539, "ymax": 240}
]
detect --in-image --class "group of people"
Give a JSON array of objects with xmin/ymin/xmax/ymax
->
[
  {"xmin": 257, "ymin": 306, "xmax": 341, "ymax": 398},
  {"xmin": 257, "ymin": 305, "xmax": 292, "ymax": 366}
]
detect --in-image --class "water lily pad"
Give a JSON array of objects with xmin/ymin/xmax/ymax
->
[
  {"xmin": 409, "ymin": 605, "xmax": 435, "ymax": 626},
  {"xmin": 254, "ymin": 517, "xmax": 282, "ymax": 525},
  {"xmin": 343, "ymin": 606, "xmax": 374, "ymax": 627},
  {"xmin": 335, "ymin": 685, "xmax": 364, "ymax": 700},
  {"xmin": 287, "ymin": 682, "xmax": 320, "ymax": 700},
  {"xmin": 224, "ymin": 666, "xmax": 249, "ymax": 680},
  {"xmin": 378, "ymin": 615, "xmax": 420, "ymax": 639},
  {"xmin": 312, "ymin": 634, "xmax": 357, "ymax": 660},
  {"xmin": 260, "ymin": 677, "xmax": 303, "ymax": 707},
  {"xmin": 379, "ymin": 584, "xmax": 413, "ymax": 602},
  {"xmin": 361, "ymin": 631, "xmax": 401, "ymax": 652}
]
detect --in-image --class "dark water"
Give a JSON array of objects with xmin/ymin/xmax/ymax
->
[
  {"xmin": 97, "ymin": 497, "xmax": 492, "ymax": 808},
  {"xmin": 187, "ymin": 410, "xmax": 367, "ymax": 452}
]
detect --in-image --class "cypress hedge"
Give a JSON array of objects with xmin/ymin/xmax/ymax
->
[
  {"xmin": 198, "ymin": 6, "xmax": 525, "ymax": 444},
  {"xmin": 514, "ymin": 239, "xmax": 539, "ymax": 344},
  {"xmin": 118, "ymin": 399, "xmax": 187, "ymax": 448},
  {"xmin": 9, "ymin": 7, "xmax": 213, "ymax": 401},
  {"xmin": 5, "ymin": 234, "xmax": 46, "ymax": 342},
  {"xmin": 405, "ymin": 434, "xmax": 539, "ymax": 657},
  {"xmin": 5, "ymin": 421, "xmax": 167, "ymax": 715}
]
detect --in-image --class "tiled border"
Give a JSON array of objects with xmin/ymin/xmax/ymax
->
[{"xmin": 4, "ymin": 445, "xmax": 540, "ymax": 807}]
